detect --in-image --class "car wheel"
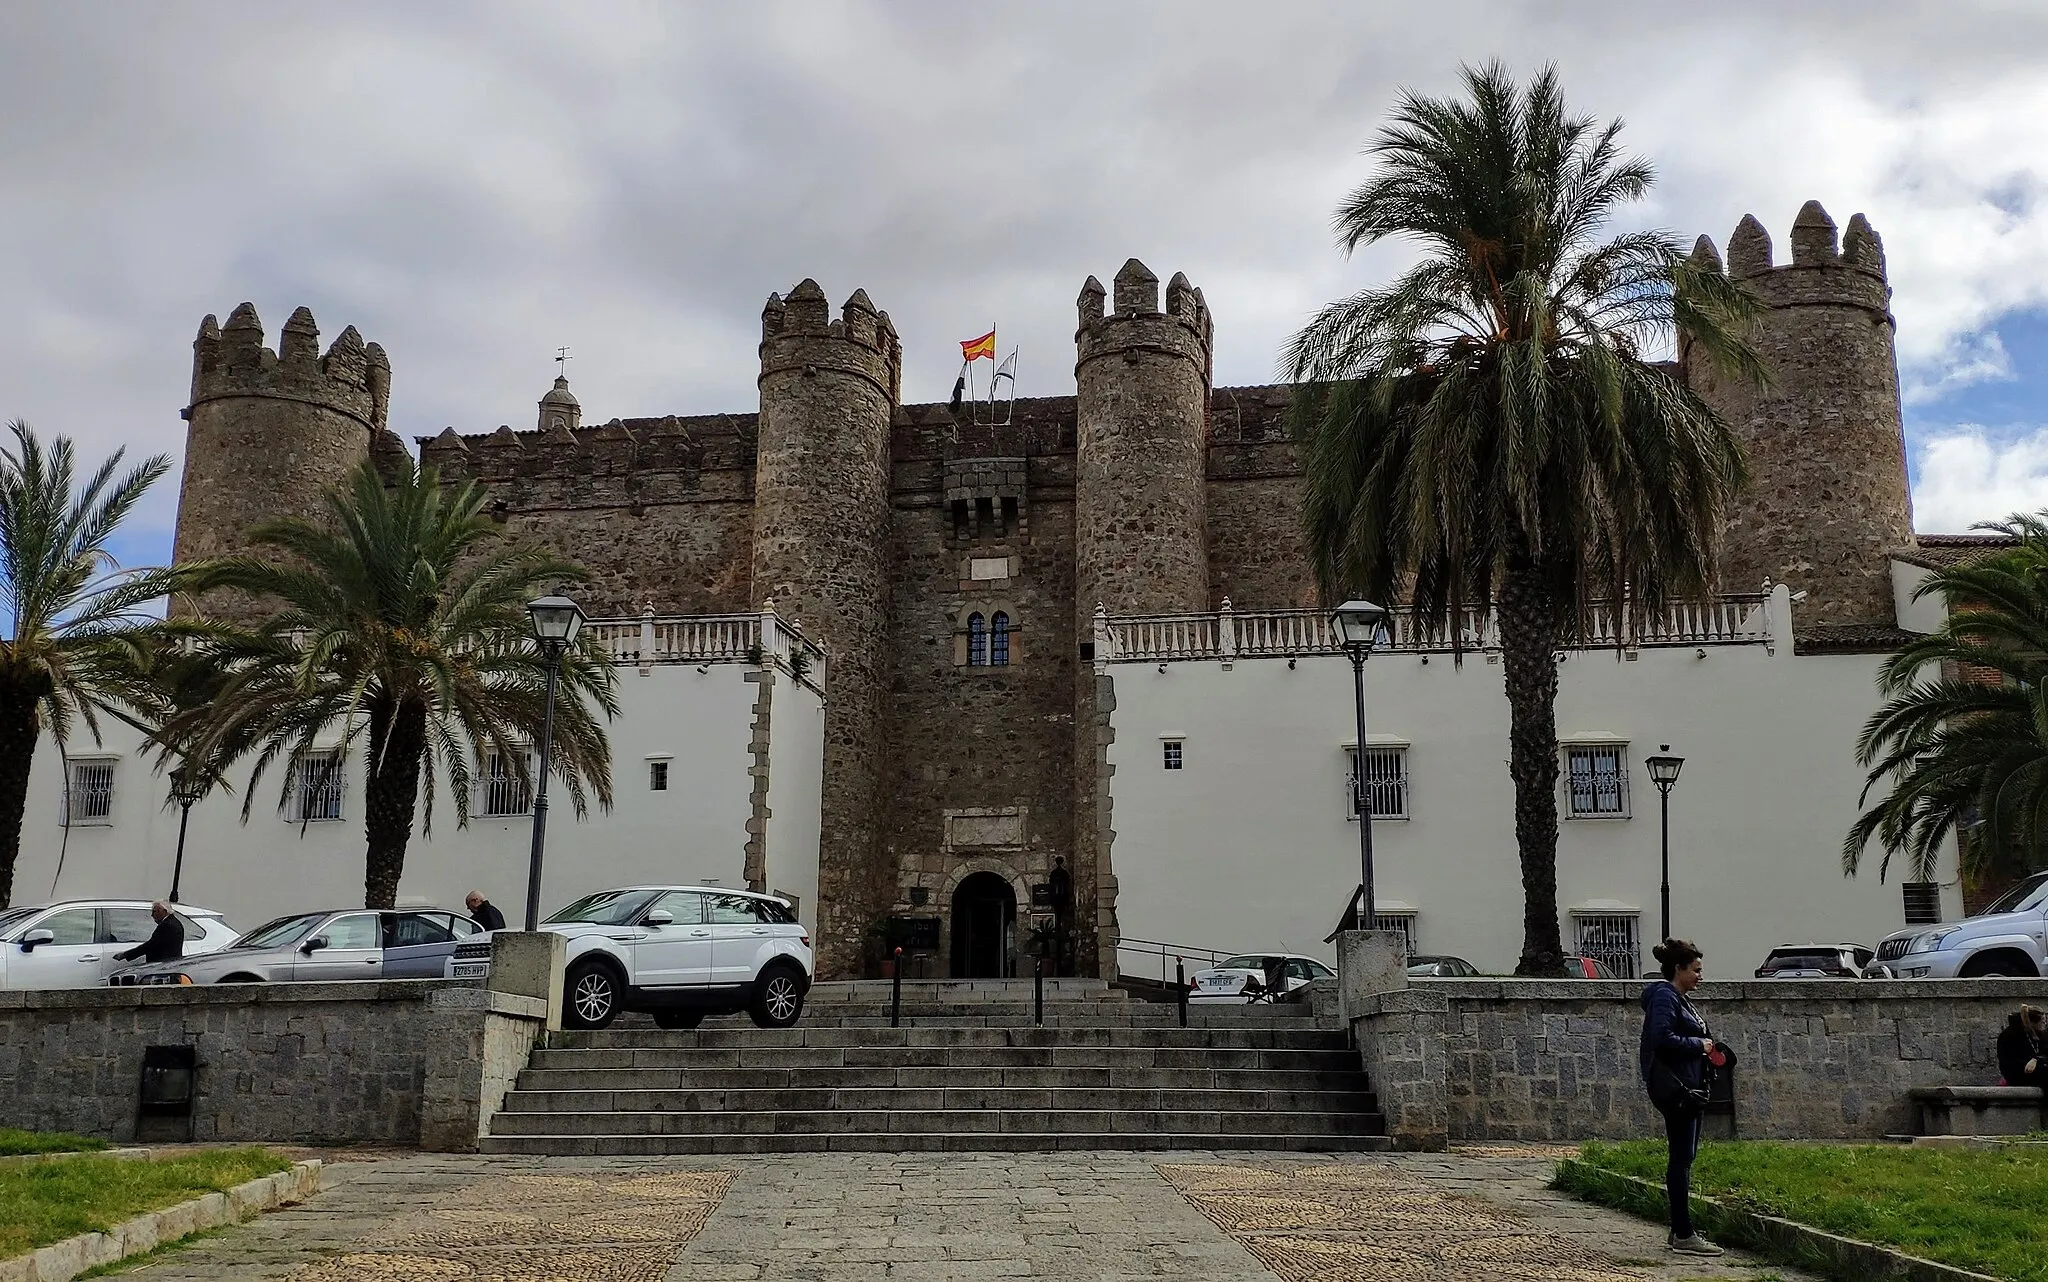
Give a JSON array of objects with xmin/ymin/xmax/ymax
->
[
  {"xmin": 219, "ymin": 974, "xmax": 264, "ymax": 984},
  {"xmin": 564, "ymin": 959, "xmax": 622, "ymax": 1030},
  {"xmin": 1963, "ymin": 954, "xmax": 2037, "ymax": 978},
  {"xmin": 748, "ymin": 965, "xmax": 806, "ymax": 1029},
  {"xmin": 652, "ymin": 1010, "xmax": 703, "ymax": 1030}
]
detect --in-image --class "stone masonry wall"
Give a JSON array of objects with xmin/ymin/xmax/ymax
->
[
  {"xmin": 1350, "ymin": 977, "xmax": 2048, "ymax": 1148},
  {"xmin": 0, "ymin": 981, "xmax": 543, "ymax": 1149}
]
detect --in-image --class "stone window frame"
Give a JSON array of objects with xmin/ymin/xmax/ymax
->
[
  {"xmin": 953, "ymin": 601, "xmax": 1024, "ymax": 670},
  {"xmin": 1161, "ymin": 738, "xmax": 1184, "ymax": 771},
  {"xmin": 1570, "ymin": 907, "xmax": 1643, "ymax": 978},
  {"xmin": 647, "ymin": 756, "xmax": 672, "ymax": 792}
]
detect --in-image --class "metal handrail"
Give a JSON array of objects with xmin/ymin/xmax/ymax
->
[{"xmin": 1114, "ymin": 934, "xmax": 1240, "ymax": 985}]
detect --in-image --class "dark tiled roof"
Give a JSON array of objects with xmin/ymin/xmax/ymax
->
[
  {"xmin": 1892, "ymin": 534, "xmax": 2021, "ymax": 571},
  {"xmin": 1793, "ymin": 622, "xmax": 1920, "ymax": 655}
]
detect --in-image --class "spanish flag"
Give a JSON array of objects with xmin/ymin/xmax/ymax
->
[{"xmin": 960, "ymin": 329, "xmax": 996, "ymax": 362}]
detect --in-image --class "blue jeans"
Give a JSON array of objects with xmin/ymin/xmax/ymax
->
[{"xmin": 1661, "ymin": 1104, "xmax": 1701, "ymax": 1238}]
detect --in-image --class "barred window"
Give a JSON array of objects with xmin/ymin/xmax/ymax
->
[
  {"xmin": 479, "ymin": 748, "xmax": 533, "ymax": 818},
  {"xmin": 990, "ymin": 612, "xmax": 1011, "ymax": 666},
  {"xmin": 1902, "ymin": 881, "xmax": 1942, "ymax": 925},
  {"xmin": 1345, "ymin": 746, "xmax": 1408, "ymax": 820},
  {"xmin": 286, "ymin": 750, "xmax": 345, "ymax": 823},
  {"xmin": 967, "ymin": 613, "xmax": 987, "ymax": 666},
  {"xmin": 649, "ymin": 761, "xmax": 669, "ymax": 792},
  {"xmin": 1162, "ymin": 739, "xmax": 1184, "ymax": 770},
  {"xmin": 1565, "ymin": 744, "xmax": 1629, "ymax": 817},
  {"xmin": 1372, "ymin": 912, "xmax": 1417, "ymax": 959},
  {"xmin": 1572, "ymin": 912, "xmax": 1640, "ymax": 979},
  {"xmin": 61, "ymin": 759, "xmax": 116, "ymax": 826}
]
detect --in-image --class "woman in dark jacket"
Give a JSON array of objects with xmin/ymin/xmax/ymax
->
[
  {"xmin": 1998, "ymin": 1005, "xmax": 2046, "ymax": 1088},
  {"xmin": 1640, "ymin": 938, "xmax": 1722, "ymax": 1257}
]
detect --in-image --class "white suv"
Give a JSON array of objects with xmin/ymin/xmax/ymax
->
[
  {"xmin": 456, "ymin": 885, "xmax": 812, "ymax": 1030},
  {"xmin": 0, "ymin": 900, "xmax": 237, "ymax": 989},
  {"xmin": 1868, "ymin": 871, "xmax": 2048, "ymax": 979}
]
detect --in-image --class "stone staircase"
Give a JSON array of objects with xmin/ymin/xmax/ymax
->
[{"xmin": 479, "ymin": 980, "xmax": 1389, "ymax": 1154}]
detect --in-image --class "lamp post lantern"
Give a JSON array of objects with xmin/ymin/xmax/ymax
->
[
  {"xmin": 523, "ymin": 593, "xmax": 585, "ymax": 932},
  {"xmin": 1644, "ymin": 745, "xmax": 1685, "ymax": 943},
  {"xmin": 166, "ymin": 765, "xmax": 206, "ymax": 905},
  {"xmin": 1330, "ymin": 600, "xmax": 1390, "ymax": 932}
]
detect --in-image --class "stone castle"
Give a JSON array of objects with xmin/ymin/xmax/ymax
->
[{"xmin": 170, "ymin": 201, "xmax": 1916, "ymax": 978}]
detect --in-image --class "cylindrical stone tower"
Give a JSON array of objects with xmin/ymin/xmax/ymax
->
[
  {"xmin": 174, "ymin": 303, "xmax": 389, "ymax": 623},
  {"xmin": 1687, "ymin": 202, "xmax": 1914, "ymax": 626},
  {"xmin": 752, "ymin": 279, "xmax": 899, "ymax": 977},
  {"xmin": 1072, "ymin": 259, "xmax": 1213, "ymax": 977}
]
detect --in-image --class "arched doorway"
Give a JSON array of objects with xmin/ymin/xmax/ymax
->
[{"xmin": 950, "ymin": 872, "xmax": 1016, "ymax": 978}]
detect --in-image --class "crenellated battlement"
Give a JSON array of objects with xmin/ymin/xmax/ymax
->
[
  {"xmin": 1075, "ymin": 259, "xmax": 1212, "ymax": 378},
  {"xmin": 1695, "ymin": 201, "xmax": 1890, "ymax": 317},
  {"xmin": 187, "ymin": 303, "xmax": 390, "ymax": 430},
  {"xmin": 758, "ymin": 279, "xmax": 902, "ymax": 404}
]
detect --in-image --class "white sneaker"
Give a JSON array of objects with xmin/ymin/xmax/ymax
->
[{"xmin": 1668, "ymin": 1233, "xmax": 1725, "ymax": 1256}]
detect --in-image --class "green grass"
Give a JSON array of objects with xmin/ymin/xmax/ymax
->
[
  {"xmin": 1569, "ymin": 1139, "xmax": 2048, "ymax": 1281},
  {"xmin": 0, "ymin": 1149, "xmax": 287, "ymax": 1258},
  {"xmin": 0, "ymin": 1129, "xmax": 111, "ymax": 1157}
]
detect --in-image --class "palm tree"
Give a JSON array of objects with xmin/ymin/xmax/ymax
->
[
  {"xmin": 0, "ymin": 420, "xmax": 196, "ymax": 908},
  {"xmin": 1285, "ymin": 63, "xmax": 1764, "ymax": 975},
  {"xmin": 159, "ymin": 455, "xmax": 618, "ymax": 909},
  {"xmin": 1846, "ymin": 514, "xmax": 2048, "ymax": 887}
]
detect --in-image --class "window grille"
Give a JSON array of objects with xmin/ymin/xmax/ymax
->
[
  {"xmin": 649, "ymin": 761, "xmax": 669, "ymax": 792},
  {"xmin": 990, "ymin": 612, "xmax": 1011, "ymax": 666},
  {"xmin": 1566, "ymin": 744, "xmax": 1629, "ymax": 817},
  {"xmin": 1372, "ymin": 912, "xmax": 1417, "ymax": 959},
  {"xmin": 1162, "ymin": 740, "xmax": 1184, "ymax": 770},
  {"xmin": 61, "ymin": 759, "xmax": 115, "ymax": 826},
  {"xmin": 1902, "ymin": 881, "xmax": 1942, "ymax": 925},
  {"xmin": 286, "ymin": 750, "xmax": 345, "ymax": 823},
  {"xmin": 1572, "ymin": 912, "xmax": 1640, "ymax": 978},
  {"xmin": 479, "ymin": 748, "xmax": 533, "ymax": 818},
  {"xmin": 1345, "ymin": 746, "xmax": 1408, "ymax": 820},
  {"xmin": 967, "ymin": 613, "xmax": 987, "ymax": 666}
]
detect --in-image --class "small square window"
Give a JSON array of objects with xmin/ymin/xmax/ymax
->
[
  {"xmin": 62, "ymin": 759, "xmax": 116, "ymax": 827},
  {"xmin": 1565, "ymin": 744, "xmax": 1630, "ymax": 818},
  {"xmin": 1345, "ymin": 746, "xmax": 1408, "ymax": 821},
  {"xmin": 478, "ymin": 748, "xmax": 533, "ymax": 818},
  {"xmin": 1902, "ymin": 881, "xmax": 1942, "ymax": 925},
  {"xmin": 650, "ymin": 761, "xmax": 669, "ymax": 792},
  {"xmin": 285, "ymin": 749, "xmax": 346, "ymax": 823},
  {"xmin": 1571, "ymin": 911, "xmax": 1641, "ymax": 978},
  {"xmin": 1162, "ymin": 740, "xmax": 1184, "ymax": 770}
]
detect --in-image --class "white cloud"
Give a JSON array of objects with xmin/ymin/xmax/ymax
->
[{"xmin": 1912, "ymin": 427, "xmax": 2048, "ymax": 533}]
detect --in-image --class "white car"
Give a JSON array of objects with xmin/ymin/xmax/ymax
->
[
  {"xmin": 449, "ymin": 885, "xmax": 812, "ymax": 1030},
  {"xmin": 0, "ymin": 900, "xmax": 237, "ymax": 990},
  {"xmin": 1188, "ymin": 953, "xmax": 1335, "ymax": 1004}
]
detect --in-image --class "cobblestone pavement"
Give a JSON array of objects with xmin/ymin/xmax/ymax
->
[{"xmin": 99, "ymin": 1149, "xmax": 1816, "ymax": 1281}]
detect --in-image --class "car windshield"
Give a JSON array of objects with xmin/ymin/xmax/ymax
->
[
  {"xmin": 546, "ymin": 889, "xmax": 659, "ymax": 926},
  {"xmin": 1980, "ymin": 872, "xmax": 2048, "ymax": 916},
  {"xmin": 233, "ymin": 913, "xmax": 326, "ymax": 949},
  {"xmin": 1217, "ymin": 956, "xmax": 1277, "ymax": 970}
]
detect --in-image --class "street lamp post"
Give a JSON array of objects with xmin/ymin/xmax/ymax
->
[
  {"xmin": 1330, "ymin": 600, "xmax": 1390, "ymax": 932},
  {"xmin": 166, "ymin": 765, "xmax": 206, "ymax": 905},
  {"xmin": 523, "ymin": 593, "xmax": 586, "ymax": 932},
  {"xmin": 1644, "ymin": 746, "xmax": 1685, "ymax": 943}
]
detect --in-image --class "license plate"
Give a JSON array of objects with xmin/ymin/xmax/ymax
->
[{"xmin": 452, "ymin": 963, "xmax": 488, "ymax": 978}]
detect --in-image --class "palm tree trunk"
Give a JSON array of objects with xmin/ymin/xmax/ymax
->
[
  {"xmin": 361, "ymin": 695, "xmax": 426, "ymax": 909},
  {"xmin": 0, "ymin": 685, "xmax": 37, "ymax": 909},
  {"xmin": 1498, "ymin": 559, "xmax": 1567, "ymax": 976}
]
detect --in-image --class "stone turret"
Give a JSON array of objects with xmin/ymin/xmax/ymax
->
[
  {"xmin": 1687, "ymin": 202, "xmax": 1913, "ymax": 626},
  {"xmin": 752, "ymin": 279, "xmax": 900, "ymax": 976},
  {"xmin": 537, "ymin": 375, "xmax": 582, "ymax": 434},
  {"xmin": 174, "ymin": 304, "xmax": 388, "ymax": 622}
]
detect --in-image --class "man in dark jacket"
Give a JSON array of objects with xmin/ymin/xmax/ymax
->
[
  {"xmin": 465, "ymin": 891, "xmax": 507, "ymax": 932},
  {"xmin": 115, "ymin": 902, "xmax": 185, "ymax": 964},
  {"xmin": 1998, "ymin": 1005, "xmax": 2046, "ymax": 1088}
]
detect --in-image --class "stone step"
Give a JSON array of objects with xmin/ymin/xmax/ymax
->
[
  {"xmin": 499, "ymin": 1085, "xmax": 1378, "ymax": 1114},
  {"xmin": 644, "ymin": 1011, "xmax": 1318, "ymax": 1030},
  {"xmin": 476, "ymin": 1131, "xmax": 1395, "ymax": 1155},
  {"xmin": 487, "ymin": 1107, "xmax": 1385, "ymax": 1137},
  {"xmin": 523, "ymin": 1045, "xmax": 1354, "ymax": 1071},
  {"xmin": 514, "ymin": 1065, "xmax": 1371, "ymax": 1092},
  {"xmin": 806, "ymin": 980, "xmax": 1122, "ymax": 1001},
  {"xmin": 542, "ymin": 1026, "xmax": 1345, "ymax": 1054}
]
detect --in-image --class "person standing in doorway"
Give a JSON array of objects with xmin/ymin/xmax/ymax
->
[
  {"xmin": 1048, "ymin": 856, "xmax": 1073, "ymax": 976},
  {"xmin": 465, "ymin": 891, "xmax": 507, "ymax": 932},
  {"xmin": 1640, "ymin": 937, "xmax": 1722, "ymax": 1257}
]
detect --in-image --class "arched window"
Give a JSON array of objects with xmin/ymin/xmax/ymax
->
[
  {"xmin": 990, "ymin": 612, "xmax": 1011, "ymax": 666},
  {"xmin": 967, "ymin": 613, "xmax": 987, "ymax": 666}
]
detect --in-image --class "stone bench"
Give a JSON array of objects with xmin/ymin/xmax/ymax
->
[{"xmin": 1910, "ymin": 1085, "xmax": 2045, "ymax": 1136}]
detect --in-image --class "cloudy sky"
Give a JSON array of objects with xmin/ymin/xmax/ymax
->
[{"xmin": 3, "ymin": 2, "xmax": 2046, "ymax": 566}]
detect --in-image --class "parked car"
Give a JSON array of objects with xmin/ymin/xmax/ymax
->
[
  {"xmin": 107, "ymin": 907, "xmax": 481, "ymax": 985},
  {"xmin": 1866, "ymin": 870, "xmax": 2048, "ymax": 979},
  {"xmin": 1755, "ymin": 943, "xmax": 1873, "ymax": 979},
  {"xmin": 1561, "ymin": 955, "xmax": 1619, "ymax": 979},
  {"xmin": 1187, "ymin": 953, "xmax": 1336, "ymax": 1003},
  {"xmin": 0, "ymin": 900, "xmax": 237, "ymax": 989},
  {"xmin": 1406, "ymin": 954, "xmax": 1480, "ymax": 978},
  {"xmin": 458, "ymin": 885, "xmax": 813, "ymax": 1031}
]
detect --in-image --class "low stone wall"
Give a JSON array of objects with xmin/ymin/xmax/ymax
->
[
  {"xmin": 0, "ymin": 980, "xmax": 545, "ymax": 1150},
  {"xmin": 1350, "ymin": 976, "xmax": 2048, "ymax": 1149}
]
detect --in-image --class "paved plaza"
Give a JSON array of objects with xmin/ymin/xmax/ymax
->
[{"xmin": 104, "ymin": 1147, "xmax": 1812, "ymax": 1281}]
